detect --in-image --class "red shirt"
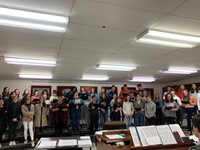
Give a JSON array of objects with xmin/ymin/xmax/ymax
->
[{"xmin": 119, "ymin": 89, "xmax": 130, "ymax": 103}]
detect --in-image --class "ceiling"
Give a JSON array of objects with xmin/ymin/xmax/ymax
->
[{"xmin": 0, "ymin": 0, "xmax": 200, "ymax": 83}]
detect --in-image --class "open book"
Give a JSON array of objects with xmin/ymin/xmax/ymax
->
[{"xmin": 129, "ymin": 124, "xmax": 185, "ymax": 147}]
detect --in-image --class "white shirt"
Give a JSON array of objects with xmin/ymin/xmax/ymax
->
[{"xmin": 173, "ymin": 95, "xmax": 182, "ymax": 106}]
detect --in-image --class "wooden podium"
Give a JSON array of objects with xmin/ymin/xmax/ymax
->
[{"xmin": 96, "ymin": 130, "xmax": 194, "ymax": 150}]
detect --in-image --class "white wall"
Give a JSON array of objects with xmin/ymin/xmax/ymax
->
[
  {"xmin": 0, "ymin": 80, "xmax": 162, "ymax": 96},
  {"xmin": 161, "ymin": 76, "xmax": 200, "ymax": 88}
]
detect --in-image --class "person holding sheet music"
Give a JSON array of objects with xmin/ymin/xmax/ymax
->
[
  {"xmin": 52, "ymin": 95, "xmax": 68, "ymax": 136},
  {"xmin": 162, "ymin": 93, "xmax": 178, "ymax": 124},
  {"xmin": 69, "ymin": 92, "xmax": 84, "ymax": 131},
  {"xmin": 171, "ymin": 90, "xmax": 182, "ymax": 126},
  {"xmin": 89, "ymin": 95, "xmax": 99, "ymax": 134},
  {"xmin": 119, "ymin": 84, "xmax": 130, "ymax": 103},
  {"xmin": 190, "ymin": 83, "xmax": 199, "ymax": 115},
  {"xmin": 21, "ymin": 96, "xmax": 35, "ymax": 147},
  {"xmin": 50, "ymin": 90, "xmax": 58, "ymax": 103},
  {"xmin": 153, "ymin": 93, "xmax": 163, "ymax": 125},
  {"xmin": 99, "ymin": 93, "xmax": 109, "ymax": 125},
  {"xmin": 133, "ymin": 93, "xmax": 145, "ymax": 126},
  {"xmin": 31, "ymin": 90, "xmax": 40, "ymax": 105},
  {"xmin": 123, "ymin": 95, "xmax": 134, "ymax": 128},
  {"xmin": 182, "ymin": 90, "xmax": 197, "ymax": 133},
  {"xmin": 113, "ymin": 97, "xmax": 123, "ymax": 121},
  {"xmin": 145, "ymin": 96, "xmax": 156, "ymax": 125},
  {"xmin": 34, "ymin": 95, "xmax": 48, "ymax": 139}
]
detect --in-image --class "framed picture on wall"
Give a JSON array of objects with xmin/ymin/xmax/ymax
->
[
  {"xmin": 31, "ymin": 86, "xmax": 52, "ymax": 96},
  {"xmin": 57, "ymin": 86, "xmax": 74, "ymax": 96},
  {"xmin": 80, "ymin": 86, "xmax": 98, "ymax": 93},
  {"xmin": 102, "ymin": 86, "xmax": 118, "ymax": 94}
]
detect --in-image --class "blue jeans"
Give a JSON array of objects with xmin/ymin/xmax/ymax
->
[
  {"xmin": 124, "ymin": 116, "xmax": 132, "ymax": 128},
  {"xmin": 72, "ymin": 109, "xmax": 81, "ymax": 130},
  {"xmin": 134, "ymin": 113, "xmax": 144, "ymax": 126},
  {"xmin": 100, "ymin": 110, "xmax": 108, "ymax": 125}
]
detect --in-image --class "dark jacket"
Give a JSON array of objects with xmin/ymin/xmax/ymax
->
[
  {"xmin": 7, "ymin": 102, "xmax": 21, "ymax": 121},
  {"xmin": 89, "ymin": 102, "xmax": 99, "ymax": 117},
  {"xmin": 0, "ymin": 107, "xmax": 6, "ymax": 129}
]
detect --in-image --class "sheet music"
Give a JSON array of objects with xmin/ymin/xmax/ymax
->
[
  {"xmin": 78, "ymin": 140, "xmax": 92, "ymax": 147},
  {"xmin": 156, "ymin": 125, "xmax": 177, "ymax": 145},
  {"xmin": 105, "ymin": 134, "xmax": 124, "ymax": 139},
  {"xmin": 75, "ymin": 99, "xmax": 81, "ymax": 103},
  {"xmin": 80, "ymin": 136, "xmax": 90, "ymax": 140},
  {"xmin": 57, "ymin": 139, "xmax": 77, "ymax": 147},
  {"xmin": 129, "ymin": 127, "xmax": 141, "ymax": 147},
  {"xmin": 38, "ymin": 140, "xmax": 57, "ymax": 148},
  {"xmin": 169, "ymin": 124, "xmax": 185, "ymax": 137},
  {"xmin": 141, "ymin": 126, "xmax": 162, "ymax": 146},
  {"xmin": 136, "ymin": 126, "xmax": 148, "ymax": 146}
]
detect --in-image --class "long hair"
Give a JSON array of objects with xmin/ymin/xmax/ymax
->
[
  {"xmin": 191, "ymin": 84, "xmax": 199, "ymax": 94},
  {"xmin": 165, "ymin": 93, "xmax": 174, "ymax": 103},
  {"xmin": 183, "ymin": 90, "xmax": 190, "ymax": 101},
  {"xmin": 2, "ymin": 87, "xmax": 9, "ymax": 97}
]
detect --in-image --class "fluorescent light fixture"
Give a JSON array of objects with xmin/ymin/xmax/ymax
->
[
  {"xmin": 5, "ymin": 57, "xmax": 56, "ymax": 67},
  {"xmin": 162, "ymin": 67, "xmax": 198, "ymax": 74},
  {"xmin": 130, "ymin": 77, "xmax": 155, "ymax": 82},
  {"xmin": 19, "ymin": 74, "xmax": 53, "ymax": 79},
  {"xmin": 136, "ymin": 29, "xmax": 200, "ymax": 48},
  {"xmin": 0, "ymin": 7, "xmax": 68, "ymax": 32},
  {"xmin": 96, "ymin": 64, "xmax": 136, "ymax": 71},
  {"xmin": 81, "ymin": 75, "xmax": 109, "ymax": 81}
]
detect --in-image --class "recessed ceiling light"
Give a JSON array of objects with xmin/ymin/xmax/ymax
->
[
  {"xmin": 19, "ymin": 74, "xmax": 53, "ymax": 79},
  {"xmin": 81, "ymin": 75, "xmax": 109, "ymax": 81},
  {"xmin": 136, "ymin": 29, "xmax": 200, "ymax": 48},
  {"xmin": 96, "ymin": 64, "xmax": 136, "ymax": 71},
  {"xmin": 162, "ymin": 67, "xmax": 198, "ymax": 74},
  {"xmin": 130, "ymin": 77, "xmax": 155, "ymax": 82},
  {"xmin": 4, "ymin": 57, "xmax": 56, "ymax": 67},
  {"xmin": 0, "ymin": 7, "xmax": 68, "ymax": 32}
]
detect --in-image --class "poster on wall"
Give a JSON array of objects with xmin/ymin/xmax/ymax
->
[{"xmin": 31, "ymin": 85, "xmax": 52, "ymax": 96}]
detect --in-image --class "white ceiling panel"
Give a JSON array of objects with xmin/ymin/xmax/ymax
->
[
  {"xmin": 61, "ymin": 39, "xmax": 121, "ymax": 53},
  {"xmin": 70, "ymin": 0, "xmax": 164, "ymax": 32},
  {"xmin": 152, "ymin": 15, "xmax": 200, "ymax": 36},
  {"xmin": 0, "ymin": 32, "xmax": 62, "ymax": 48},
  {"xmin": 172, "ymin": 0, "xmax": 200, "ymax": 21},
  {"xmin": 65, "ymin": 23, "xmax": 135, "ymax": 44},
  {"xmin": 94, "ymin": 0, "xmax": 184, "ymax": 13}
]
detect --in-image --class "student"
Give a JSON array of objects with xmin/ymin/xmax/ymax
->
[
  {"xmin": 83, "ymin": 95, "xmax": 92, "ymax": 128},
  {"xmin": 88, "ymin": 95, "xmax": 99, "ymax": 134},
  {"xmin": 162, "ymin": 93, "xmax": 178, "ymax": 124},
  {"xmin": 79, "ymin": 87, "xmax": 88, "ymax": 100},
  {"xmin": 113, "ymin": 97, "xmax": 123, "ymax": 121},
  {"xmin": 31, "ymin": 90, "xmax": 40, "ymax": 105},
  {"xmin": 171, "ymin": 90, "xmax": 182, "ymax": 126},
  {"xmin": 188, "ymin": 114, "xmax": 200, "ymax": 150},
  {"xmin": 49, "ymin": 90, "xmax": 58, "ymax": 103},
  {"xmin": 99, "ymin": 93, "xmax": 108, "ymax": 125},
  {"xmin": 0, "ymin": 98, "xmax": 6, "ymax": 148},
  {"xmin": 89, "ymin": 88, "xmax": 98, "ymax": 102},
  {"xmin": 7, "ymin": 96, "xmax": 21, "ymax": 146},
  {"xmin": 141, "ymin": 90, "xmax": 148, "ymax": 103},
  {"xmin": 52, "ymin": 96, "xmax": 68, "ymax": 136},
  {"xmin": 135, "ymin": 83, "xmax": 144, "ymax": 97},
  {"xmin": 21, "ymin": 96, "xmax": 35, "ymax": 147},
  {"xmin": 133, "ymin": 93, "xmax": 145, "ymax": 126},
  {"xmin": 162, "ymin": 86, "xmax": 171, "ymax": 100},
  {"xmin": 119, "ymin": 84, "xmax": 130, "ymax": 103},
  {"xmin": 35, "ymin": 95, "xmax": 48, "ymax": 139},
  {"xmin": 1, "ymin": 87, "xmax": 9, "ymax": 101},
  {"xmin": 191, "ymin": 83, "xmax": 199, "ymax": 115},
  {"xmin": 177, "ymin": 84, "xmax": 186, "ymax": 100},
  {"xmin": 145, "ymin": 96, "xmax": 156, "ymax": 125},
  {"xmin": 69, "ymin": 92, "xmax": 84, "ymax": 131},
  {"xmin": 110, "ymin": 93, "xmax": 117, "ymax": 120},
  {"xmin": 182, "ymin": 90, "xmax": 197, "ymax": 133},
  {"xmin": 123, "ymin": 95, "xmax": 134, "ymax": 128},
  {"xmin": 153, "ymin": 93, "xmax": 163, "ymax": 125}
]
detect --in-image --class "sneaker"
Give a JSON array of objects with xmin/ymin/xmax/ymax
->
[
  {"xmin": 12, "ymin": 141, "xmax": 16, "ymax": 145},
  {"xmin": 9, "ymin": 141, "xmax": 13, "ymax": 146},
  {"xmin": 24, "ymin": 140, "xmax": 28, "ymax": 144},
  {"xmin": 31, "ymin": 141, "xmax": 35, "ymax": 148}
]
